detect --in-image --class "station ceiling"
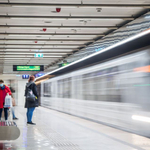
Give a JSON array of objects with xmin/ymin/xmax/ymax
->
[{"xmin": 0, "ymin": 0, "xmax": 150, "ymax": 74}]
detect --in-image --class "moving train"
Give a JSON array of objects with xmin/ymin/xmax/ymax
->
[{"xmin": 41, "ymin": 46, "xmax": 150, "ymax": 137}]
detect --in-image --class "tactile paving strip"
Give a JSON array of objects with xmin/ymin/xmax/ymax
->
[
  {"xmin": 38, "ymin": 127, "xmax": 81, "ymax": 150},
  {"xmin": 0, "ymin": 121, "xmax": 17, "ymax": 126}
]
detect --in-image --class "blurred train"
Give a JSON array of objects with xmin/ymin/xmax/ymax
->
[{"xmin": 41, "ymin": 46, "xmax": 150, "ymax": 137}]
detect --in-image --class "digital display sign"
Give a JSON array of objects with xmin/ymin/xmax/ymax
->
[
  {"xmin": 13, "ymin": 65, "xmax": 44, "ymax": 71},
  {"xmin": 59, "ymin": 63, "xmax": 69, "ymax": 68}
]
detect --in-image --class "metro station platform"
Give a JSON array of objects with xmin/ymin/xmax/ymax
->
[{"xmin": 1, "ymin": 107, "xmax": 150, "ymax": 150}]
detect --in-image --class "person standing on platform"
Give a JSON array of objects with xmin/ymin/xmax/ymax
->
[
  {"xmin": 0, "ymin": 80, "xmax": 11, "ymax": 122},
  {"xmin": 25, "ymin": 75, "xmax": 38, "ymax": 125},
  {"xmin": 9, "ymin": 86, "xmax": 18, "ymax": 120},
  {"xmin": 11, "ymin": 94, "xmax": 18, "ymax": 120}
]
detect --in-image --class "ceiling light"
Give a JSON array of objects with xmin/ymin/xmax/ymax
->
[
  {"xmin": 9, "ymin": 27, "xmax": 42, "ymax": 29},
  {"xmin": 4, "ymin": 58, "xmax": 30, "ymax": 59},
  {"xmin": 9, "ymin": 17, "xmax": 124, "ymax": 21},
  {"xmin": 11, "ymin": 6, "xmax": 78, "ymax": 8},
  {"xmin": 10, "ymin": 17, "xmax": 65, "ymax": 20},
  {"xmin": 5, "ymin": 52, "xmax": 67, "ymax": 55},
  {"xmin": 4, "ymin": 49, "xmax": 73, "ymax": 52},
  {"xmin": 9, "ymin": 27, "xmax": 59, "ymax": 29},
  {"xmin": 8, "ymin": 34, "xmax": 51, "ymax": 37},
  {"xmin": 36, "ymin": 28, "xmax": 150, "ymax": 80},
  {"xmin": 44, "ymin": 56, "xmax": 63, "ymax": 58}
]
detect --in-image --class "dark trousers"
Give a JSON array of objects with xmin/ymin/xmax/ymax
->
[{"xmin": 0, "ymin": 108, "xmax": 8, "ymax": 120}]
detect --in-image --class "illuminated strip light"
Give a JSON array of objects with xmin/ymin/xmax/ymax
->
[
  {"xmin": 132, "ymin": 115, "xmax": 150, "ymax": 123},
  {"xmin": 134, "ymin": 65, "xmax": 150, "ymax": 72},
  {"xmin": 36, "ymin": 28, "xmax": 150, "ymax": 81}
]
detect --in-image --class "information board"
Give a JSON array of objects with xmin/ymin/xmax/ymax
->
[{"xmin": 13, "ymin": 65, "xmax": 44, "ymax": 71}]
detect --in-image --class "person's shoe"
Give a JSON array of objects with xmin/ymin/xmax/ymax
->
[
  {"xmin": 27, "ymin": 122, "xmax": 36, "ymax": 125},
  {"xmin": 5, "ymin": 120, "xmax": 9, "ymax": 126},
  {"xmin": 13, "ymin": 117, "xmax": 18, "ymax": 120}
]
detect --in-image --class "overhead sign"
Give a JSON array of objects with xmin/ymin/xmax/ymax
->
[
  {"xmin": 34, "ymin": 73, "xmax": 45, "ymax": 78},
  {"xmin": 22, "ymin": 74, "xmax": 29, "ymax": 79},
  {"xmin": 34, "ymin": 53, "xmax": 43, "ymax": 58},
  {"xmin": 59, "ymin": 63, "xmax": 69, "ymax": 68},
  {"xmin": 13, "ymin": 65, "xmax": 44, "ymax": 71}
]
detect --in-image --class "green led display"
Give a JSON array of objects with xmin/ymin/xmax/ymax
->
[
  {"xmin": 17, "ymin": 66, "xmax": 41, "ymax": 71},
  {"xmin": 62, "ymin": 63, "xmax": 69, "ymax": 66},
  {"xmin": 59, "ymin": 63, "xmax": 69, "ymax": 68}
]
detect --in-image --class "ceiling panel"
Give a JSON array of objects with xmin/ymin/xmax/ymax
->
[{"xmin": 0, "ymin": 0, "xmax": 149, "ymax": 74}]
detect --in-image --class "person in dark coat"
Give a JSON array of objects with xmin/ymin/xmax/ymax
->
[{"xmin": 25, "ymin": 75, "xmax": 38, "ymax": 125}]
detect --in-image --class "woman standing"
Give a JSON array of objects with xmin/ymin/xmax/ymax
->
[
  {"xmin": 0, "ymin": 80, "xmax": 11, "ymax": 122},
  {"xmin": 25, "ymin": 75, "xmax": 38, "ymax": 125}
]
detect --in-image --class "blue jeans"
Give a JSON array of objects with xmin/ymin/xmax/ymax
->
[
  {"xmin": 11, "ymin": 107, "xmax": 16, "ymax": 119},
  {"xmin": 27, "ymin": 107, "xmax": 35, "ymax": 123}
]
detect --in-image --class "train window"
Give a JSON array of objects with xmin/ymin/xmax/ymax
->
[
  {"xmin": 81, "ymin": 67, "xmax": 121, "ymax": 102},
  {"xmin": 43, "ymin": 82, "xmax": 51, "ymax": 97},
  {"xmin": 57, "ymin": 78, "xmax": 72, "ymax": 98},
  {"xmin": 58, "ymin": 80, "xmax": 63, "ymax": 98},
  {"xmin": 63, "ymin": 78, "xmax": 72, "ymax": 98}
]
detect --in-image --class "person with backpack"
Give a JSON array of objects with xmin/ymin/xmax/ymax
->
[
  {"xmin": 25, "ymin": 75, "xmax": 38, "ymax": 125},
  {"xmin": 0, "ymin": 80, "xmax": 11, "ymax": 122}
]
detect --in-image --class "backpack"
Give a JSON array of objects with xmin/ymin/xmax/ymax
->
[{"xmin": 26, "ymin": 87, "xmax": 35, "ymax": 102}]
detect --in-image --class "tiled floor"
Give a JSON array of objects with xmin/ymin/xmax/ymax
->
[{"xmin": 0, "ymin": 106, "xmax": 150, "ymax": 150}]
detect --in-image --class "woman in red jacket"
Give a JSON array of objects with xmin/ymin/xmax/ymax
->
[{"xmin": 0, "ymin": 80, "xmax": 11, "ymax": 121}]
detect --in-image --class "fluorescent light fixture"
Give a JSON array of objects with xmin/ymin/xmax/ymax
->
[
  {"xmin": 4, "ymin": 58, "xmax": 30, "ymax": 59},
  {"xmin": 10, "ymin": 17, "xmax": 65, "ymax": 20},
  {"xmin": 9, "ymin": 27, "xmax": 58, "ymax": 29},
  {"xmin": 4, "ymin": 49, "xmax": 73, "ymax": 52},
  {"xmin": 132, "ymin": 115, "xmax": 150, "ymax": 123},
  {"xmin": 5, "ymin": 52, "xmax": 67, "ymax": 55},
  {"xmin": 16, "ymin": 75, "xmax": 21, "ymax": 77},
  {"xmin": 8, "ymin": 27, "xmax": 111, "ymax": 29},
  {"xmin": 9, "ymin": 17, "xmax": 124, "ymax": 21},
  {"xmin": 8, "ymin": 35, "xmax": 52, "ymax": 37},
  {"xmin": 44, "ymin": 56, "xmax": 63, "ymax": 58},
  {"xmin": 36, "ymin": 28, "xmax": 150, "ymax": 81},
  {"xmin": 12, "ymin": 6, "xmax": 78, "ymax": 8},
  {"xmin": 4, "ymin": 56, "xmax": 62, "ymax": 58}
]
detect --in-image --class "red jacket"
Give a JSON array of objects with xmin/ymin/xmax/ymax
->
[{"xmin": 0, "ymin": 85, "xmax": 11, "ymax": 108}]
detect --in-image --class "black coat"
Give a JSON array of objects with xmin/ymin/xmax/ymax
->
[{"xmin": 24, "ymin": 82, "xmax": 39, "ymax": 108}]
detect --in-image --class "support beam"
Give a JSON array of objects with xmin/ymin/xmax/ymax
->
[
  {"xmin": 0, "ymin": 48, "xmax": 78, "ymax": 50},
  {"xmin": 0, "ymin": 15, "xmax": 134, "ymax": 20},
  {"xmin": 0, "ymin": 3, "xmax": 150, "ymax": 8},
  {"xmin": 0, "ymin": 39, "xmax": 94, "ymax": 42},
  {"xmin": 0, "ymin": 25, "xmax": 118, "ymax": 29},
  {"xmin": 0, "ymin": 52, "xmax": 73, "ymax": 54},
  {"xmin": 0, "ymin": 33, "xmax": 105, "ymax": 36},
  {"xmin": 0, "ymin": 57, "xmax": 64, "ymax": 58},
  {"xmin": 0, "ymin": 44, "xmax": 86, "ymax": 46}
]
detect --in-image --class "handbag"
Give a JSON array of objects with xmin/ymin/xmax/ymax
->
[
  {"xmin": 26, "ymin": 87, "xmax": 36, "ymax": 102},
  {"xmin": 4, "ymin": 94, "xmax": 12, "ymax": 108},
  {"xmin": 12, "ymin": 98, "xmax": 16, "ymax": 106}
]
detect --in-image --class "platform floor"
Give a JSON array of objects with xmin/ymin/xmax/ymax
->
[{"xmin": 0, "ymin": 106, "xmax": 150, "ymax": 150}]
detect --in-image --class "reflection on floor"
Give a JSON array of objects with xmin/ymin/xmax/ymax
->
[{"xmin": 0, "ymin": 106, "xmax": 150, "ymax": 150}]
